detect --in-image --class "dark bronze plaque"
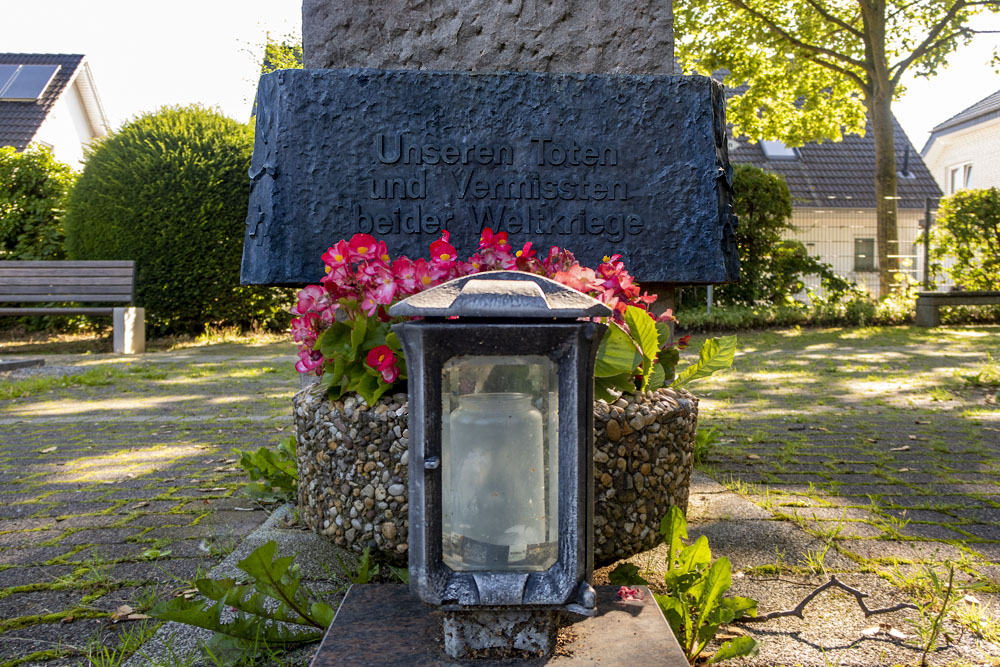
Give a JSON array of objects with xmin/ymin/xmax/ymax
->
[{"xmin": 242, "ymin": 69, "xmax": 737, "ymax": 286}]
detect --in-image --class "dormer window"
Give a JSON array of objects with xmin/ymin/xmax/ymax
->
[{"xmin": 760, "ymin": 140, "xmax": 797, "ymax": 160}]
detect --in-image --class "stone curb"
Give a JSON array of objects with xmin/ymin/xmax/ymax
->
[{"xmin": 122, "ymin": 503, "xmax": 350, "ymax": 667}]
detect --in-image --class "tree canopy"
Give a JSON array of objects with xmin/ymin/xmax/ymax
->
[{"xmin": 676, "ymin": 0, "xmax": 999, "ymax": 296}]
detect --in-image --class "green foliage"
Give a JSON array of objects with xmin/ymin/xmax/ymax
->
[
  {"xmin": 676, "ymin": 0, "xmax": 998, "ymax": 295},
  {"xmin": 672, "ymin": 335, "xmax": 737, "ymax": 389},
  {"xmin": 63, "ymin": 105, "xmax": 290, "ymax": 334},
  {"xmin": 150, "ymin": 541, "xmax": 335, "ymax": 661},
  {"xmin": 336, "ymin": 546, "xmax": 379, "ymax": 585},
  {"xmin": 0, "ymin": 145, "xmax": 76, "ymax": 260},
  {"xmin": 654, "ymin": 507, "xmax": 759, "ymax": 663},
  {"xmin": 932, "ymin": 188, "xmax": 1000, "ymax": 291},
  {"xmin": 261, "ymin": 33, "xmax": 303, "ymax": 74},
  {"xmin": 675, "ymin": 0, "xmax": 992, "ymax": 147},
  {"xmin": 235, "ymin": 436, "xmax": 298, "ymax": 502},
  {"xmin": 315, "ymin": 319, "xmax": 407, "ymax": 406},
  {"xmin": 608, "ymin": 562, "xmax": 649, "ymax": 586},
  {"xmin": 707, "ymin": 165, "xmax": 851, "ymax": 306},
  {"xmin": 594, "ymin": 305, "xmax": 737, "ymax": 400},
  {"xmin": 694, "ymin": 426, "xmax": 721, "ymax": 467}
]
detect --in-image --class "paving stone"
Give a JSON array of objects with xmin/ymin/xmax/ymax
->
[
  {"xmin": 0, "ymin": 529, "xmax": 64, "ymax": 548},
  {"xmin": 56, "ymin": 528, "xmax": 147, "ymax": 546},
  {"xmin": 837, "ymin": 539, "xmax": 969, "ymax": 562},
  {"xmin": 896, "ymin": 523, "xmax": 970, "ymax": 541},
  {"xmin": 0, "ymin": 546, "xmax": 74, "ymax": 566},
  {"xmin": 960, "ymin": 523, "xmax": 1000, "ymax": 541}
]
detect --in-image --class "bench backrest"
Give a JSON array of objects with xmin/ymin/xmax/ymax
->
[{"xmin": 0, "ymin": 260, "xmax": 135, "ymax": 304}]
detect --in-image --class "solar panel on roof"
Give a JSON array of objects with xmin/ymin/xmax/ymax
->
[
  {"xmin": 0, "ymin": 65, "xmax": 18, "ymax": 93},
  {"xmin": 0, "ymin": 64, "xmax": 60, "ymax": 102}
]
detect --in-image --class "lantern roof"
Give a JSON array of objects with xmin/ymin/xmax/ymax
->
[{"xmin": 389, "ymin": 271, "xmax": 613, "ymax": 319}]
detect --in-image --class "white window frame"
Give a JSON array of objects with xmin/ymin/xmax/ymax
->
[{"xmin": 947, "ymin": 162, "xmax": 973, "ymax": 194}]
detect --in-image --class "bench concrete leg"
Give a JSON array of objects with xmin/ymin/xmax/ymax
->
[
  {"xmin": 113, "ymin": 307, "xmax": 145, "ymax": 354},
  {"xmin": 914, "ymin": 301, "xmax": 940, "ymax": 327}
]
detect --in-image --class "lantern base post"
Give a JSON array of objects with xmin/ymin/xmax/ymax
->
[{"xmin": 442, "ymin": 609, "xmax": 560, "ymax": 659}]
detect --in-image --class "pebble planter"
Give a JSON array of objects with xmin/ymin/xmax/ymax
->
[{"xmin": 294, "ymin": 385, "xmax": 698, "ymax": 566}]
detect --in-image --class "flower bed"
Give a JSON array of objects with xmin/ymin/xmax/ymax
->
[
  {"xmin": 289, "ymin": 228, "xmax": 731, "ymax": 565},
  {"xmin": 294, "ymin": 385, "xmax": 697, "ymax": 566}
]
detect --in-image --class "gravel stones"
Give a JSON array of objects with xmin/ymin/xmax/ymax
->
[
  {"xmin": 294, "ymin": 386, "xmax": 697, "ymax": 567},
  {"xmin": 591, "ymin": 387, "xmax": 698, "ymax": 566},
  {"xmin": 295, "ymin": 387, "xmax": 411, "ymax": 563}
]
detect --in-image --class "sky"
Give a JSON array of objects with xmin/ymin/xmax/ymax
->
[{"xmin": 0, "ymin": 1, "xmax": 998, "ymax": 151}]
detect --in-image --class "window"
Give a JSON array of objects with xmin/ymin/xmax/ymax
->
[
  {"xmin": 948, "ymin": 163, "xmax": 973, "ymax": 194},
  {"xmin": 854, "ymin": 238, "xmax": 875, "ymax": 272},
  {"xmin": 760, "ymin": 140, "xmax": 797, "ymax": 160}
]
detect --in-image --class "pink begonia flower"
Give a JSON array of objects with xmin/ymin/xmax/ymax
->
[
  {"xmin": 292, "ymin": 285, "xmax": 328, "ymax": 315},
  {"xmin": 375, "ymin": 240, "xmax": 391, "ymax": 265},
  {"xmin": 616, "ymin": 586, "xmax": 645, "ymax": 601},
  {"xmin": 295, "ymin": 348, "xmax": 324, "ymax": 375},
  {"xmin": 321, "ymin": 240, "xmax": 351, "ymax": 269},
  {"xmin": 291, "ymin": 313, "xmax": 320, "ymax": 344},
  {"xmin": 413, "ymin": 258, "xmax": 438, "ymax": 290},
  {"xmin": 360, "ymin": 293, "xmax": 379, "ymax": 317},
  {"xmin": 348, "ymin": 233, "xmax": 379, "ymax": 262},
  {"xmin": 371, "ymin": 264, "xmax": 398, "ymax": 304},
  {"xmin": 552, "ymin": 264, "xmax": 598, "ymax": 294},
  {"xmin": 429, "ymin": 230, "xmax": 458, "ymax": 268},
  {"xmin": 366, "ymin": 345, "xmax": 400, "ymax": 383},
  {"xmin": 392, "ymin": 257, "xmax": 418, "ymax": 294}
]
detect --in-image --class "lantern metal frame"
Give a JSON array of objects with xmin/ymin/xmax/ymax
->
[{"xmin": 390, "ymin": 271, "xmax": 610, "ymax": 614}]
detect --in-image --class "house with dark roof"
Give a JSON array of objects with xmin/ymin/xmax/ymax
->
[
  {"xmin": 728, "ymin": 115, "xmax": 942, "ymax": 297},
  {"xmin": 922, "ymin": 89, "xmax": 1000, "ymax": 196},
  {"xmin": 0, "ymin": 53, "xmax": 110, "ymax": 167}
]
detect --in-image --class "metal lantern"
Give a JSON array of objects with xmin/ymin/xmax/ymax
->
[{"xmin": 390, "ymin": 270, "xmax": 611, "ymax": 657}]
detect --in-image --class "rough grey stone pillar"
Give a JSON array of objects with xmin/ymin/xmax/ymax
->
[{"xmin": 303, "ymin": 0, "xmax": 674, "ymax": 75}]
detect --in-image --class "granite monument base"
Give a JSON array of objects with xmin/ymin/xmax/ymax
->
[{"xmin": 310, "ymin": 585, "xmax": 687, "ymax": 666}]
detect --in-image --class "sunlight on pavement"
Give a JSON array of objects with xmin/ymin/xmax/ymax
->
[
  {"xmin": 50, "ymin": 444, "xmax": 207, "ymax": 482},
  {"xmin": 2, "ymin": 395, "xmax": 211, "ymax": 417}
]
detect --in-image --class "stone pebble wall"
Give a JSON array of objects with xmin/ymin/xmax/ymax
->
[
  {"xmin": 295, "ymin": 386, "xmax": 697, "ymax": 566},
  {"xmin": 303, "ymin": 0, "xmax": 674, "ymax": 76}
]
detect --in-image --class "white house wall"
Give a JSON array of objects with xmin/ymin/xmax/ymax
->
[
  {"xmin": 32, "ymin": 80, "xmax": 94, "ymax": 168},
  {"xmin": 787, "ymin": 207, "xmax": 939, "ymax": 298},
  {"xmin": 923, "ymin": 115, "xmax": 1000, "ymax": 195}
]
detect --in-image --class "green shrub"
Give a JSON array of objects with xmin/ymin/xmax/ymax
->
[
  {"xmin": 700, "ymin": 165, "xmax": 849, "ymax": 306},
  {"xmin": 0, "ymin": 145, "xmax": 76, "ymax": 260},
  {"xmin": 64, "ymin": 105, "xmax": 289, "ymax": 334},
  {"xmin": 932, "ymin": 188, "xmax": 1000, "ymax": 291}
]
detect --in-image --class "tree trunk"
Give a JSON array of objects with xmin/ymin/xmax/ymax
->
[
  {"xmin": 869, "ymin": 92, "xmax": 900, "ymax": 298},
  {"xmin": 861, "ymin": 0, "xmax": 900, "ymax": 298}
]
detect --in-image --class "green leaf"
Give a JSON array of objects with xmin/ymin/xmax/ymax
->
[
  {"xmin": 654, "ymin": 320, "xmax": 673, "ymax": 347},
  {"xmin": 349, "ymin": 317, "xmax": 368, "ymax": 356},
  {"xmin": 595, "ymin": 323, "xmax": 641, "ymax": 378},
  {"xmin": 654, "ymin": 592, "xmax": 687, "ymax": 638},
  {"xmin": 677, "ymin": 535, "xmax": 712, "ymax": 572},
  {"xmin": 672, "ymin": 335, "xmax": 737, "ymax": 389},
  {"xmin": 608, "ymin": 562, "xmax": 649, "ymax": 586},
  {"xmin": 720, "ymin": 596, "xmax": 758, "ymax": 620},
  {"xmin": 317, "ymin": 322, "xmax": 353, "ymax": 360},
  {"xmin": 648, "ymin": 359, "xmax": 667, "ymax": 392},
  {"xmin": 595, "ymin": 372, "xmax": 636, "ymax": 402},
  {"xmin": 660, "ymin": 506, "xmax": 689, "ymax": 568},
  {"xmin": 708, "ymin": 636, "xmax": 759, "ymax": 663},
  {"xmin": 625, "ymin": 305, "xmax": 659, "ymax": 391},
  {"xmin": 693, "ymin": 557, "xmax": 733, "ymax": 636}
]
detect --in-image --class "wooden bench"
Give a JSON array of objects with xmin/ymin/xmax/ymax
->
[
  {"xmin": 0, "ymin": 260, "xmax": 145, "ymax": 353},
  {"xmin": 915, "ymin": 290, "xmax": 1000, "ymax": 327}
]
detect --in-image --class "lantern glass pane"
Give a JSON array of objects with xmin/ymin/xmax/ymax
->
[{"xmin": 441, "ymin": 355, "xmax": 558, "ymax": 572}]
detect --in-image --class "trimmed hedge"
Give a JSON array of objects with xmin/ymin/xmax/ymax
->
[
  {"xmin": 64, "ymin": 106, "xmax": 288, "ymax": 333},
  {"xmin": 0, "ymin": 145, "xmax": 76, "ymax": 260}
]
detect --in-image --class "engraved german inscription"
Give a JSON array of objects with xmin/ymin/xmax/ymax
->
[{"xmin": 357, "ymin": 133, "xmax": 643, "ymax": 240}]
